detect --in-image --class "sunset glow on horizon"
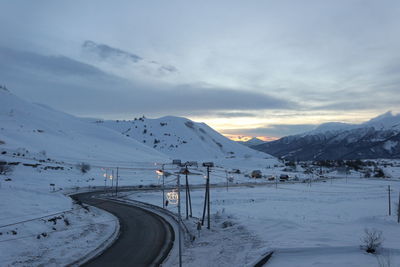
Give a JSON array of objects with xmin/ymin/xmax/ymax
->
[{"xmin": 223, "ymin": 135, "xmax": 278, "ymax": 142}]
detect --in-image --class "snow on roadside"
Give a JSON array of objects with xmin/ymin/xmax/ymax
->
[
  {"xmin": 177, "ymin": 211, "xmax": 265, "ymax": 267},
  {"xmin": 0, "ymin": 187, "xmax": 117, "ymax": 267},
  {"xmin": 122, "ymin": 177, "xmax": 400, "ymax": 266}
]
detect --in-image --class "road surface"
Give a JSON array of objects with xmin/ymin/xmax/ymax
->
[{"xmin": 72, "ymin": 192, "xmax": 173, "ymax": 267}]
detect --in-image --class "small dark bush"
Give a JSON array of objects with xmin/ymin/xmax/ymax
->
[
  {"xmin": 0, "ymin": 161, "xmax": 13, "ymax": 175},
  {"xmin": 221, "ymin": 221, "xmax": 234, "ymax": 228},
  {"xmin": 374, "ymin": 168, "xmax": 385, "ymax": 178},
  {"xmin": 77, "ymin": 162, "xmax": 91, "ymax": 174},
  {"xmin": 361, "ymin": 228, "xmax": 383, "ymax": 253}
]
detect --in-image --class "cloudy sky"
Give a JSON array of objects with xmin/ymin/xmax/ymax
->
[{"xmin": 1, "ymin": 0, "xmax": 399, "ymax": 140}]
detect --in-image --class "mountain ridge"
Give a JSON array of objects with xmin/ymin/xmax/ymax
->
[{"xmin": 252, "ymin": 112, "xmax": 400, "ymax": 160}]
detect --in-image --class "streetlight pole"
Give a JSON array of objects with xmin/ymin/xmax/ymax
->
[
  {"xmin": 177, "ymin": 174, "xmax": 182, "ymax": 267},
  {"xmin": 162, "ymin": 164, "xmax": 165, "ymax": 208},
  {"xmin": 156, "ymin": 162, "xmax": 183, "ymax": 267},
  {"xmin": 104, "ymin": 169, "xmax": 107, "ymax": 194},
  {"xmin": 206, "ymin": 166, "xmax": 210, "ymax": 230},
  {"xmin": 115, "ymin": 167, "xmax": 119, "ymax": 197},
  {"xmin": 111, "ymin": 169, "xmax": 114, "ymax": 193}
]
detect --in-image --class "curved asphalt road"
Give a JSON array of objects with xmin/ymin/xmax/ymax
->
[{"xmin": 72, "ymin": 192, "xmax": 174, "ymax": 267}]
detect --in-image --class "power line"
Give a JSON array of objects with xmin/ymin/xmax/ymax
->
[
  {"xmin": 0, "ymin": 195, "xmax": 122, "ymax": 229},
  {"xmin": 0, "ymin": 218, "xmax": 117, "ymax": 243}
]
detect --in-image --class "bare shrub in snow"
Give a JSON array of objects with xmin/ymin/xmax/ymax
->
[
  {"xmin": 361, "ymin": 228, "xmax": 383, "ymax": 253},
  {"xmin": 221, "ymin": 220, "xmax": 234, "ymax": 228},
  {"xmin": 0, "ymin": 161, "xmax": 13, "ymax": 175},
  {"xmin": 77, "ymin": 162, "xmax": 91, "ymax": 174}
]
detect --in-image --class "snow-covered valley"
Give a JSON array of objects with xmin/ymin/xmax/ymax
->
[
  {"xmin": 2, "ymin": 87, "xmax": 400, "ymax": 266},
  {"xmin": 121, "ymin": 176, "xmax": 400, "ymax": 267}
]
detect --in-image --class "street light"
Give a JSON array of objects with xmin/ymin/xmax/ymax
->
[
  {"xmin": 156, "ymin": 166, "xmax": 166, "ymax": 208},
  {"xmin": 155, "ymin": 169, "xmax": 183, "ymax": 267}
]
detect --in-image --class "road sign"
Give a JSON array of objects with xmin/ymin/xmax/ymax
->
[{"xmin": 166, "ymin": 190, "xmax": 179, "ymax": 204}]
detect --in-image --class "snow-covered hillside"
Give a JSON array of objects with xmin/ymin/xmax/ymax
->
[
  {"xmin": 253, "ymin": 112, "xmax": 400, "ymax": 160},
  {"xmin": 304, "ymin": 111, "xmax": 400, "ymax": 136},
  {"xmin": 0, "ymin": 87, "xmax": 167, "ymax": 165},
  {"xmin": 98, "ymin": 116, "xmax": 275, "ymax": 164}
]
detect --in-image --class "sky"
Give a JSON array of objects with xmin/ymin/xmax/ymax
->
[{"xmin": 1, "ymin": 0, "xmax": 400, "ymax": 140}]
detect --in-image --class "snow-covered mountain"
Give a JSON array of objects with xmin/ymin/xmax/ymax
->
[
  {"xmin": 252, "ymin": 112, "xmax": 400, "ymax": 160},
  {"xmin": 0, "ymin": 87, "xmax": 167, "ymax": 165},
  {"xmin": 98, "ymin": 116, "xmax": 275, "ymax": 162},
  {"xmin": 238, "ymin": 137, "xmax": 266, "ymax": 147}
]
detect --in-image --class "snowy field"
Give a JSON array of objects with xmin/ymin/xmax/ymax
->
[
  {"xmin": 0, "ymin": 165, "xmax": 120, "ymax": 267},
  {"xmin": 0, "ymin": 187, "xmax": 118, "ymax": 266},
  {"xmin": 2, "ymin": 154, "xmax": 400, "ymax": 266},
  {"xmin": 120, "ymin": 177, "xmax": 400, "ymax": 267}
]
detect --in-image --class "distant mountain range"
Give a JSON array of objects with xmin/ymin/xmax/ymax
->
[
  {"xmin": 238, "ymin": 137, "xmax": 266, "ymax": 147},
  {"xmin": 251, "ymin": 112, "xmax": 400, "ymax": 160}
]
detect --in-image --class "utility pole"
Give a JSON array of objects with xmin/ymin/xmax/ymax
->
[
  {"xmin": 207, "ymin": 166, "xmax": 210, "ymax": 229},
  {"xmin": 104, "ymin": 169, "xmax": 107, "ymax": 194},
  {"xmin": 201, "ymin": 162, "xmax": 213, "ymax": 229},
  {"xmin": 115, "ymin": 167, "xmax": 119, "ymax": 197},
  {"xmin": 225, "ymin": 170, "xmax": 229, "ymax": 192},
  {"xmin": 201, "ymin": 174, "xmax": 208, "ymax": 226},
  {"xmin": 388, "ymin": 185, "xmax": 392, "ymax": 216},
  {"xmin": 162, "ymin": 164, "xmax": 165, "ymax": 208},
  {"xmin": 184, "ymin": 165, "xmax": 192, "ymax": 219},
  {"xmin": 185, "ymin": 165, "xmax": 189, "ymax": 220},
  {"xmin": 177, "ymin": 174, "xmax": 182, "ymax": 267},
  {"xmin": 187, "ymin": 171, "xmax": 192, "ymax": 218},
  {"xmin": 397, "ymin": 191, "xmax": 400, "ymax": 223},
  {"xmin": 111, "ymin": 169, "xmax": 115, "ymax": 194}
]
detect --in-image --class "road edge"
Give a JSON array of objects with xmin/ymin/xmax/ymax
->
[
  {"xmin": 66, "ymin": 195, "xmax": 121, "ymax": 267},
  {"xmin": 106, "ymin": 197, "xmax": 194, "ymax": 266}
]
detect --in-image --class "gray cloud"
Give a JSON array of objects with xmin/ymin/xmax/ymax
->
[
  {"xmin": 311, "ymin": 101, "xmax": 378, "ymax": 111},
  {"xmin": 0, "ymin": 47, "xmax": 297, "ymax": 118},
  {"xmin": 83, "ymin": 40, "xmax": 143, "ymax": 63},
  {"xmin": 215, "ymin": 112, "xmax": 257, "ymax": 118},
  {"xmin": 1, "ymin": 0, "xmax": 400, "ymax": 132},
  {"xmin": 81, "ymin": 40, "xmax": 178, "ymax": 78},
  {"xmin": 0, "ymin": 46, "xmax": 104, "ymax": 77}
]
